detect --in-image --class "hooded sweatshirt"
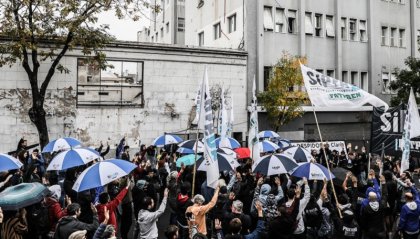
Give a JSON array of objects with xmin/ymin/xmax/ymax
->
[
  {"xmin": 398, "ymin": 201, "xmax": 420, "ymax": 233},
  {"xmin": 54, "ymin": 215, "xmax": 99, "ymax": 239},
  {"xmin": 360, "ymin": 201, "xmax": 385, "ymax": 236},
  {"xmin": 137, "ymin": 196, "xmax": 167, "ymax": 239}
]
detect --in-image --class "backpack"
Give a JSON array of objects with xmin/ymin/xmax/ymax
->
[
  {"xmin": 303, "ymin": 200, "xmax": 323, "ymax": 228},
  {"xmin": 30, "ymin": 202, "xmax": 50, "ymax": 234}
]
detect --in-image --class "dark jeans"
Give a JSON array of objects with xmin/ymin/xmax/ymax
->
[{"xmin": 120, "ymin": 203, "xmax": 133, "ymax": 239}]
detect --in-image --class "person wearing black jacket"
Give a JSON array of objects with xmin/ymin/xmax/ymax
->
[
  {"xmin": 360, "ymin": 175, "xmax": 388, "ymax": 239},
  {"xmin": 54, "ymin": 203, "xmax": 99, "ymax": 239}
]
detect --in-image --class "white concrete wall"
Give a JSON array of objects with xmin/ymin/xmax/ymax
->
[{"xmin": 0, "ymin": 43, "xmax": 247, "ymax": 153}]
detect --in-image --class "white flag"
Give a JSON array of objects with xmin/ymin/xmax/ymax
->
[
  {"xmin": 300, "ymin": 64, "xmax": 389, "ymax": 111},
  {"xmin": 401, "ymin": 88, "xmax": 420, "ymax": 173},
  {"xmin": 227, "ymin": 95, "xmax": 234, "ymax": 137},
  {"xmin": 248, "ymin": 77, "xmax": 261, "ymax": 166},
  {"xmin": 202, "ymin": 67, "xmax": 220, "ymax": 188},
  {"xmin": 219, "ymin": 87, "xmax": 230, "ymax": 148},
  {"xmin": 191, "ymin": 80, "xmax": 202, "ymax": 126}
]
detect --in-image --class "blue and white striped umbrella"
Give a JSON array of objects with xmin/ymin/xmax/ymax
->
[
  {"xmin": 46, "ymin": 148, "xmax": 100, "ymax": 171},
  {"xmin": 258, "ymin": 130, "xmax": 280, "ymax": 139},
  {"xmin": 259, "ymin": 140, "xmax": 280, "ymax": 153},
  {"xmin": 282, "ymin": 146, "xmax": 312, "ymax": 163},
  {"xmin": 290, "ymin": 162, "xmax": 335, "ymax": 180},
  {"xmin": 152, "ymin": 134, "xmax": 183, "ymax": 147},
  {"xmin": 178, "ymin": 139, "xmax": 204, "ymax": 152},
  {"xmin": 42, "ymin": 137, "xmax": 82, "ymax": 153},
  {"xmin": 218, "ymin": 147, "xmax": 237, "ymax": 159},
  {"xmin": 215, "ymin": 137, "xmax": 241, "ymax": 149},
  {"xmin": 72, "ymin": 159, "xmax": 136, "ymax": 192},
  {"xmin": 176, "ymin": 147, "xmax": 195, "ymax": 154},
  {"xmin": 277, "ymin": 139, "xmax": 292, "ymax": 149},
  {"xmin": 0, "ymin": 154, "xmax": 23, "ymax": 171},
  {"xmin": 252, "ymin": 154, "xmax": 298, "ymax": 176},
  {"xmin": 196, "ymin": 153, "xmax": 239, "ymax": 172}
]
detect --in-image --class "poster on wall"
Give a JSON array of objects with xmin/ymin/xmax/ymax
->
[
  {"xmin": 371, "ymin": 104, "xmax": 420, "ymax": 156},
  {"xmin": 291, "ymin": 141, "xmax": 348, "ymax": 157}
]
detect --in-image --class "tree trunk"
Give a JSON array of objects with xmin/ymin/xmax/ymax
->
[{"xmin": 28, "ymin": 98, "xmax": 49, "ymax": 150}]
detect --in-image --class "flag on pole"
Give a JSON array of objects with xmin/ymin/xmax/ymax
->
[
  {"xmin": 300, "ymin": 64, "xmax": 389, "ymax": 111},
  {"xmin": 192, "ymin": 78, "xmax": 205, "ymax": 129},
  {"xmin": 201, "ymin": 67, "xmax": 220, "ymax": 188},
  {"xmin": 401, "ymin": 88, "xmax": 420, "ymax": 173},
  {"xmin": 227, "ymin": 95, "xmax": 234, "ymax": 137},
  {"xmin": 249, "ymin": 77, "xmax": 261, "ymax": 166},
  {"xmin": 219, "ymin": 86, "xmax": 230, "ymax": 148}
]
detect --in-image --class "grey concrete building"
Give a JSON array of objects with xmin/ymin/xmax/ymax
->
[
  {"xmin": 137, "ymin": 0, "xmax": 185, "ymax": 44},
  {"xmin": 0, "ymin": 42, "xmax": 247, "ymax": 152},
  {"xmin": 178, "ymin": 0, "xmax": 420, "ymax": 144}
]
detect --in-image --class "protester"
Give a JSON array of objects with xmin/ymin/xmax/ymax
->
[
  {"xmin": 1, "ymin": 208, "xmax": 28, "ymax": 239},
  {"xmin": 186, "ymin": 186, "xmax": 220, "ymax": 237},
  {"xmin": 137, "ymin": 188, "xmax": 169, "ymax": 239},
  {"xmin": 54, "ymin": 203, "xmax": 99, "ymax": 239},
  {"xmin": 398, "ymin": 190, "xmax": 420, "ymax": 239}
]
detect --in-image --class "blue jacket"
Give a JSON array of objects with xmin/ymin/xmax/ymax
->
[
  {"xmin": 398, "ymin": 187, "xmax": 420, "ymax": 233},
  {"xmin": 361, "ymin": 179, "xmax": 381, "ymax": 211}
]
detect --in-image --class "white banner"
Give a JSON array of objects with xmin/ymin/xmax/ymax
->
[
  {"xmin": 300, "ymin": 64, "xmax": 389, "ymax": 111},
  {"xmin": 249, "ymin": 77, "xmax": 261, "ymax": 166},
  {"xmin": 401, "ymin": 88, "xmax": 420, "ymax": 173},
  {"xmin": 291, "ymin": 141, "xmax": 348, "ymax": 158}
]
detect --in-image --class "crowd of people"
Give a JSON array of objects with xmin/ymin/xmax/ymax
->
[{"xmin": 0, "ymin": 136, "xmax": 419, "ymax": 239}]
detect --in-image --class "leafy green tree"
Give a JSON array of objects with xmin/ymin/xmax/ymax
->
[
  {"xmin": 0, "ymin": 0, "xmax": 152, "ymax": 148},
  {"xmin": 389, "ymin": 57, "xmax": 420, "ymax": 106},
  {"xmin": 258, "ymin": 53, "xmax": 308, "ymax": 131}
]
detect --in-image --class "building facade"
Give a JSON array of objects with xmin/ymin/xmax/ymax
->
[
  {"xmin": 178, "ymin": 0, "xmax": 420, "ymax": 143},
  {"xmin": 0, "ymin": 42, "xmax": 247, "ymax": 153},
  {"xmin": 137, "ymin": 0, "xmax": 185, "ymax": 44}
]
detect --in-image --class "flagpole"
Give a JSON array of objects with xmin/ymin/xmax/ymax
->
[
  {"xmin": 311, "ymin": 104, "xmax": 342, "ymax": 218},
  {"xmin": 192, "ymin": 128, "xmax": 200, "ymax": 196}
]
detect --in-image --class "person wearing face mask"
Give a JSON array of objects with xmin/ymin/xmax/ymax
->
[{"xmin": 137, "ymin": 188, "xmax": 169, "ymax": 239}]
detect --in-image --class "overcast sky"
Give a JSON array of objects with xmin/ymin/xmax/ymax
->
[{"xmin": 97, "ymin": 10, "xmax": 150, "ymax": 41}]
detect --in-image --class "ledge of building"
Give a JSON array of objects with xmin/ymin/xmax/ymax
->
[{"xmin": 248, "ymin": 105, "xmax": 374, "ymax": 112}]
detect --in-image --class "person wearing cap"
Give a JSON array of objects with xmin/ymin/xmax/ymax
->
[
  {"xmin": 45, "ymin": 185, "xmax": 71, "ymax": 234},
  {"xmin": 398, "ymin": 188, "xmax": 420, "ymax": 239}
]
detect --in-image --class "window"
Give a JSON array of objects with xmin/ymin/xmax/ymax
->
[
  {"xmin": 214, "ymin": 22, "xmax": 221, "ymax": 39},
  {"xmin": 349, "ymin": 19, "xmax": 357, "ymax": 40},
  {"xmin": 342, "ymin": 71, "xmax": 348, "ymax": 82},
  {"xmin": 156, "ymin": 32, "xmax": 158, "ymax": 41},
  {"xmin": 198, "ymin": 32, "xmax": 204, "ymax": 46},
  {"xmin": 417, "ymin": 0, "xmax": 420, "ymax": 7},
  {"xmin": 399, "ymin": 29, "xmax": 405, "ymax": 47},
  {"xmin": 326, "ymin": 15, "xmax": 335, "ymax": 37},
  {"xmin": 263, "ymin": 6, "xmax": 274, "ymax": 31},
  {"xmin": 341, "ymin": 18, "xmax": 347, "ymax": 40},
  {"xmin": 316, "ymin": 69, "xmax": 324, "ymax": 74},
  {"xmin": 315, "ymin": 14, "xmax": 323, "ymax": 37},
  {"xmin": 390, "ymin": 27, "xmax": 397, "ymax": 46},
  {"xmin": 287, "ymin": 10, "xmax": 297, "ymax": 33},
  {"xmin": 381, "ymin": 26, "xmax": 388, "ymax": 45},
  {"xmin": 305, "ymin": 12, "xmax": 313, "ymax": 35},
  {"xmin": 166, "ymin": 22, "xmax": 169, "ymax": 33},
  {"xmin": 382, "ymin": 72, "xmax": 390, "ymax": 93},
  {"xmin": 151, "ymin": 36, "xmax": 154, "ymax": 42},
  {"xmin": 160, "ymin": 27, "xmax": 164, "ymax": 38},
  {"xmin": 326, "ymin": 70, "xmax": 335, "ymax": 77},
  {"xmin": 359, "ymin": 20, "xmax": 367, "ymax": 41},
  {"xmin": 177, "ymin": 17, "xmax": 185, "ymax": 32},
  {"xmin": 76, "ymin": 59, "xmax": 144, "ymax": 106},
  {"xmin": 275, "ymin": 8, "xmax": 285, "ymax": 33},
  {"xmin": 228, "ymin": 14, "xmax": 237, "ymax": 33},
  {"xmin": 360, "ymin": 72, "xmax": 368, "ymax": 91},
  {"xmin": 350, "ymin": 71, "xmax": 358, "ymax": 86},
  {"xmin": 417, "ymin": 30, "xmax": 420, "ymax": 45},
  {"xmin": 398, "ymin": 0, "xmax": 405, "ymax": 3},
  {"xmin": 264, "ymin": 66, "xmax": 272, "ymax": 91}
]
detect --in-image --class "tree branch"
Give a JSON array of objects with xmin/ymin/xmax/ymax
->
[
  {"xmin": 40, "ymin": 32, "xmax": 73, "ymax": 98},
  {"xmin": 11, "ymin": 0, "xmax": 32, "ymax": 77},
  {"xmin": 28, "ymin": 0, "xmax": 40, "ymax": 75}
]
